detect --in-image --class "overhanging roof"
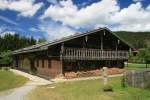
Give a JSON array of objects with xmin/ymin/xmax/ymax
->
[{"xmin": 12, "ymin": 27, "xmax": 134, "ymax": 55}]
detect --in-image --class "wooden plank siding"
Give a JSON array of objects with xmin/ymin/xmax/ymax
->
[{"xmin": 63, "ymin": 48, "xmax": 129, "ymax": 60}]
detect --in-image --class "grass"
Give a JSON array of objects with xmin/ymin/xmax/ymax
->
[
  {"xmin": 26, "ymin": 77, "xmax": 150, "ymax": 100},
  {"xmin": 0, "ymin": 70, "xmax": 28, "ymax": 91},
  {"xmin": 126, "ymin": 63, "xmax": 150, "ymax": 70}
]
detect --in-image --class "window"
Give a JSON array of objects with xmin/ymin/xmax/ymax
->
[{"xmin": 48, "ymin": 59, "xmax": 51, "ymax": 68}]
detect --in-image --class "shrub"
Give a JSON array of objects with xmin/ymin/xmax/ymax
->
[
  {"xmin": 121, "ymin": 76, "xmax": 127, "ymax": 88},
  {"xmin": 103, "ymin": 85, "xmax": 113, "ymax": 92}
]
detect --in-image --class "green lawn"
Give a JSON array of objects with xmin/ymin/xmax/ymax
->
[
  {"xmin": 126, "ymin": 63, "xmax": 149, "ymax": 69},
  {"xmin": 26, "ymin": 77, "xmax": 150, "ymax": 100},
  {"xmin": 0, "ymin": 70, "xmax": 28, "ymax": 91}
]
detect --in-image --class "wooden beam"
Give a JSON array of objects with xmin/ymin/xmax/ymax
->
[
  {"xmin": 101, "ymin": 32, "xmax": 104, "ymax": 50},
  {"xmin": 60, "ymin": 43, "xmax": 64, "ymax": 76}
]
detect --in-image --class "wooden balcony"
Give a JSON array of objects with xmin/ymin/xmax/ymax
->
[{"xmin": 62, "ymin": 48, "xmax": 129, "ymax": 60}]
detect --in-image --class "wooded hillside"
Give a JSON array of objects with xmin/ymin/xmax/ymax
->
[
  {"xmin": 0, "ymin": 33, "xmax": 46, "ymax": 52},
  {"xmin": 0, "ymin": 34, "xmax": 36, "ymax": 52},
  {"xmin": 114, "ymin": 31, "xmax": 150, "ymax": 49},
  {"xmin": 0, "ymin": 33, "xmax": 46, "ymax": 65}
]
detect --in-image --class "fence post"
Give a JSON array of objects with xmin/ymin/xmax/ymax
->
[
  {"xmin": 102, "ymin": 67, "xmax": 108, "ymax": 85},
  {"xmin": 132, "ymin": 70, "xmax": 135, "ymax": 87}
]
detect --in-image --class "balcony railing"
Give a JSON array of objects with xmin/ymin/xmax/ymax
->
[{"xmin": 62, "ymin": 48, "xmax": 129, "ymax": 60}]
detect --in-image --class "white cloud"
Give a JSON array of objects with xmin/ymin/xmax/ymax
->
[
  {"xmin": 133, "ymin": 0, "xmax": 144, "ymax": 2},
  {"xmin": 40, "ymin": 0, "xmax": 119, "ymax": 29},
  {"xmin": 40, "ymin": 0, "xmax": 150, "ymax": 32},
  {"xmin": 29, "ymin": 27, "xmax": 41, "ymax": 32},
  {"xmin": 0, "ymin": 26, "xmax": 7, "ymax": 34},
  {"xmin": 0, "ymin": 0, "xmax": 43, "ymax": 17},
  {"xmin": 38, "ymin": 21, "xmax": 76, "ymax": 40},
  {"xmin": 47, "ymin": 0, "xmax": 58, "ymax": 4},
  {"xmin": 0, "ymin": 25, "xmax": 26, "ymax": 34},
  {"xmin": 111, "ymin": 2, "xmax": 150, "ymax": 31},
  {"xmin": 0, "ymin": 31, "xmax": 16, "ymax": 37}
]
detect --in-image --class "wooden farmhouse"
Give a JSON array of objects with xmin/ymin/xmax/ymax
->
[{"xmin": 12, "ymin": 28, "xmax": 132, "ymax": 78}]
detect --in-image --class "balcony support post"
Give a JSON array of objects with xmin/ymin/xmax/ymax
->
[
  {"xmin": 101, "ymin": 32, "xmax": 104, "ymax": 50},
  {"xmin": 60, "ymin": 43, "xmax": 64, "ymax": 77}
]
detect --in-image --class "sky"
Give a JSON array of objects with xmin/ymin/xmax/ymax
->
[{"xmin": 0, "ymin": 0, "xmax": 150, "ymax": 41}]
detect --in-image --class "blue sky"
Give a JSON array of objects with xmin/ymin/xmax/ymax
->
[{"xmin": 0, "ymin": 0, "xmax": 150, "ymax": 40}]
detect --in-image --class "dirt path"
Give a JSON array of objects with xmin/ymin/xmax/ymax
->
[
  {"xmin": 0, "ymin": 83, "xmax": 35, "ymax": 100},
  {"xmin": 52, "ymin": 74, "xmax": 123, "ymax": 83},
  {"xmin": 10, "ymin": 69, "xmax": 52, "ymax": 85},
  {"xmin": 0, "ymin": 69, "xmax": 53, "ymax": 100}
]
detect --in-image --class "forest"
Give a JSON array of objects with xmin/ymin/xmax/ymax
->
[
  {"xmin": 0, "ymin": 33, "xmax": 46, "ymax": 66},
  {"xmin": 115, "ymin": 31, "xmax": 150, "ymax": 49}
]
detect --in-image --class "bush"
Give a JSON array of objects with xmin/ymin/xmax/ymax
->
[
  {"xmin": 103, "ymin": 85, "xmax": 113, "ymax": 92},
  {"xmin": 121, "ymin": 76, "xmax": 127, "ymax": 88}
]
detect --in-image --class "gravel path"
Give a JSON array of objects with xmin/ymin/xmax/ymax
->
[
  {"xmin": 0, "ymin": 69, "xmax": 53, "ymax": 100},
  {"xmin": 0, "ymin": 83, "xmax": 35, "ymax": 100},
  {"xmin": 53, "ymin": 74, "xmax": 123, "ymax": 83}
]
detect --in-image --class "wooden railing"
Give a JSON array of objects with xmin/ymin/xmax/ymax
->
[{"xmin": 62, "ymin": 48, "xmax": 129, "ymax": 60}]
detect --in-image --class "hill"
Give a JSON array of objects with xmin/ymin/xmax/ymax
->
[{"xmin": 114, "ymin": 31, "xmax": 150, "ymax": 49}]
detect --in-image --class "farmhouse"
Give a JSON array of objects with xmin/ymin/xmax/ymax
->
[{"xmin": 12, "ymin": 28, "xmax": 132, "ymax": 78}]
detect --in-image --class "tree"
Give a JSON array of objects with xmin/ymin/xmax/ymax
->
[
  {"xmin": 0, "ymin": 33, "xmax": 37, "ymax": 52},
  {"xmin": 137, "ymin": 48, "xmax": 150, "ymax": 67},
  {"xmin": 38, "ymin": 38, "xmax": 47, "ymax": 43},
  {"xmin": 0, "ymin": 33, "xmax": 37, "ymax": 66},
  {"xmin": 0, "ymin": 50, "xmax": 12, "ymax": 65}
]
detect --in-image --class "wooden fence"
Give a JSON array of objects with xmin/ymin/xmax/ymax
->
[{"xmin": 124, "ymin": 70, "xmax": 150, "ymax": 88}]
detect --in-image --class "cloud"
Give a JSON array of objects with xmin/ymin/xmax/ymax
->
[
  {"xmin": 40, "ymin": 0, "xmax": 119, "ymax": 29},
  {"xmin": 38, "ymin": 21, "xmax": 76, "ymax": 40},
  {"xmin": 29, "ymin": 27, "xmax": 41, "ymax": 32},
  {"xmin": 0, "ymin": 0, "xmax": 43, "ymax": 17},
  {"xmin": 0, "ymin": 31, "xmax": 16, "ymax": 37},
  {"xmin": 40, "ymin": 0, "xmax": 150, "ymax": 32},
  {"xmin": 47, "ymin": 0, "xmax": 58, "ymax": 4},
  {"xmin": 0, "ymin": 25, "xmax": 16, "ymax": 36},
  {"xmin": 0, "ymin": 24, "xmax": 26, "ymax": 35},
  {"xmin": 133, "ymin": 0, "xmax": 144, "ymax": 2},
  {"xmin": 111, "ymin": 2, "xmax": 150, "ymax": 31},
  {"xmin": 0, "ymin": 15, "xmax": 18, "ymax": 25},
  {"xmin": 0, "ymin": 26, "xmax": 7, "ymax": 34}
]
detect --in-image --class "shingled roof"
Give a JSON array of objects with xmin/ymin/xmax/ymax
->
[{"xmin": 12, "ymin": 27, "xmax": 133, "ymax": 55}]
